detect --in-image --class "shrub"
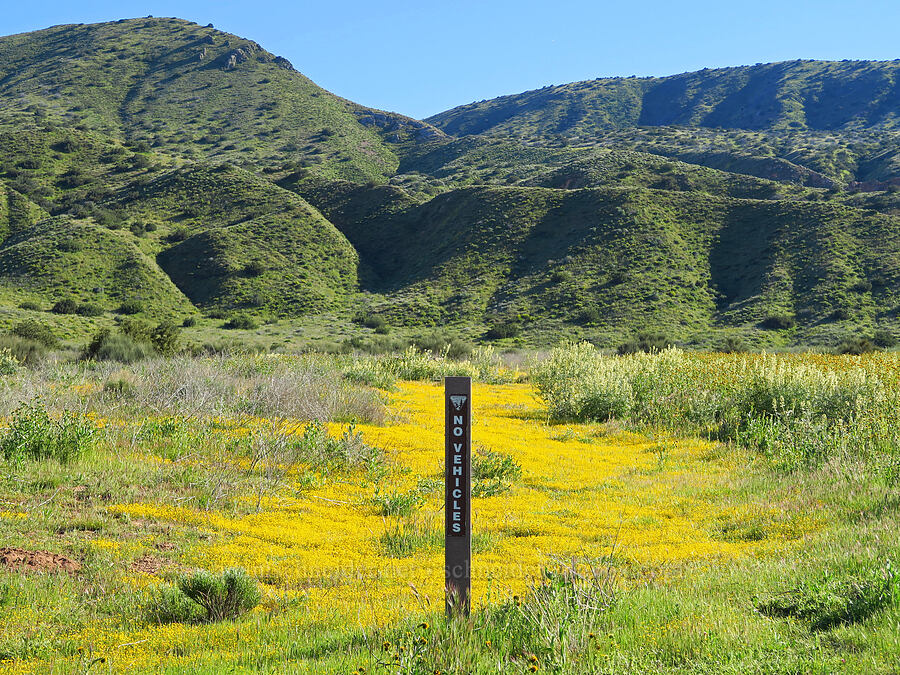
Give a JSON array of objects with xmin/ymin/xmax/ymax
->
[
  {"xmin": 578, "ymin": 307, "xmax": 602, "ymax": 325},
  {"xmin": 0, "ymin": 404, "xmax": 95, "ymax": 463},
  {"xmin": 485, "ymin": 320, "xmax": 521, "ymax": 340},
  {"xmin": 19, "ymin": 301, "xmax": 41, "ymax": 311},
  {"xmin": 57, "ymin": 239, "xmax": 81, "ymax": 253},
  {"xmin": 117, "ymin": 300, "xmax": 144, "ymax": 315},
  {"xmin": 182, "ymin": 317, "xmax": 197, "ymax": 328},
  {"xmin": 872, "ymin": 330, "xmax": 897, "ymax": 348},
  {"xmin": 0, "ymin": 348, "xmax": 18, "ymax": 375},
  {"xmin": 472, "ymin": 447, "xmax": 522, "ymax": 497},
  {"xmin": 75, "ymin": 302, "xmax": 104, "ymax": 317},
  {"xmin": 608, "ymin": 270, "xmax": 629, "ymax": 285},
  {"xmin": 223, "ymin": 315, "xmax": 259, "ymax": 330},
  {"xmin": 177, "ymin": 568, "xmax": 260, "ymax": 622},
  {"xmin": 83, "ymin": 329, "xmax": 153, "ymax": 363},
  {"xmin": 10, "ymin": 320, "xmax": 58, "ymax": 348},
  {"xmin": 413, "ymin": 332, "xmax": 474, "ymax": 359},
  {"xmin": 0, "ymin": 336, "xmax": 47, "ymax": 366},
  {"xmin": 354, "ymin": 312, "xmax": 387, "ymax": 330},
  {"xmin": 243, "ymin": 260, "xmax": 266, "ymax": 277},
  {"xmin": 829, "ymin": 308, "xmax": 851, "ymax": 321},
  {"xmin": 718, "ymin": 336, "xmax": 748, "ymax": 353},
  {"xmin": 151, "ymin": 321, "xmax": 181, "ymax": 356},
  {"xmin": 836, "ymin": 337, "xmax": 879, "ymax": 355},
  {"xmin": 119, "ymin": 318, "xmax": 153, "ymax": 343},
  {"xmin": 166, "ymin": 228, "xmax": 188, "ymax": 243},
  {"xmin": 762, "ymin": 314, "xmax": 796, "ymax": 329},
  {"xmin": 51, "ymin": 299, "xmax": 78, "ymax": 315},
  {"xmin": 373, "ymin": 489, "xmax": 425, "ymax": 517},
  {"xmin": 757, "ymin": 565, "xmax": 898, "ymax": 631},
  {"xmin": 142, "ymin": 584, "xmax": 205, "ymax": 625},
  {"xmin": 617, "ymin": 332, "xmax": 672, "ymax": 355}
]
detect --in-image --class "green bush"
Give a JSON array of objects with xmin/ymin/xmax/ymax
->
[
  {"xmin": 83, "ymin": 329, "xmax": 153, "ymax": 363},
  {"xmin": 373, "ymin": 489, "xmax": 425, "ymax": 516},
  {"xmin": 9, "ymin": 320, "xmax": 58, "ymax": 348},
  {"xmin": 472, "ymin": 447, "xmax": 522, "ymax": 497},
  {"xmin": 617, "ymin": 332, "xmax": 672, "ymax": 355},
  {"xmin": 762, "ymin": 314, "xmax": 796, "ymax": 329},
  {"xmin": 243, "ymin": 260, "xmax": 266, "ymax": 277},
  {"xmin": 76, "ymin": 302, "xmax": 104, "ymax": 317},
  {"xmin": 117, "ymin": 300, "xmax": 145, "ymax": 315},
  {"xmin": 758, "ymin": 564, "xmax": 898, "ymax": 631},
  {"xmin": 119, "ymin": 318, "xmax": 153, "ymax": 344},
  {"xmin": 578, "ymin": 307, "xmax": 602, "ymax": 325},
  {"xmin": 836, "ymin": 337, "xmax": 879, "ymax": 355},
  {"xmin": 286, "ymin": 421, "xmax": 383, "ymax": 474},
  {"xmin": 485, "ymin": 320, "xmax": 521, "ymax": 340},
  {"xmin": 412, "ymin": 331, "xmax": 474, "ymax": 359},
  {"xmin": 0, "ymin": 348, "xmax": 18, "ymax": 375},
  {"xmin": 19, "ymin": 301, "xmax": 41, "ymax": 311},
  {"xmin": 829, "ymin": 308, "xmax": 852, "ymax": 321},
  {"xmin": 224, "ymin": 315, "xmax": 259, "ymax": 330},
  {"xmin": 354, "ymin": 312, "xmax": 387, "ymax": 330},
  {"xmin": 0, "ymin": 404, "xmax": 95, "ymax": 463},
  {"xmin": 0, "ymin": 336, "xmax": 47, "ymax": 366},
  {"xmin": 51, "ymin": 299, "xmax": 78, "ymax": 315},
  {"xmin": 872, "ymin": 330, "xmax": 897, "ymax": 348},
  {"xmin": 151, "ymin": 321, "xmax": 181, "ymax": 356},
  {"xmin": 142, "ymin": 584, "xmax": 205, "ymax": 625},
  {"xmin": 718, "ymin": 336, "xmax": 748, "ymax": 353},
  {"xmin": 177, "ymin": 568, "xmax": 260, "ymax": 623},
  {"xmin": 182, "ymin": 317, "xmax": 197, "ymax": 328}
]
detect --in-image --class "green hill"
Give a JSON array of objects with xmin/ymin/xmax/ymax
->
[
  {"xmin": 0, "ymin": 19, "xmax": 899, "ymax": 348},
  {"xmin": 428, "ymin": 60, "xmax": 900, "ymax": 137},
  {"xmin": 0, "ymin": 17, "xmax": 441, "ymax": 182},
  {"xmin": 290, "ymin": 181, "xmax": 900, "ymax": 345},
  {"xmin": 0, "ymin": 216, "xmax": 194, "ymax": 316}
]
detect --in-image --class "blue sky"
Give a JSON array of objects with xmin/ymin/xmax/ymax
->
[{"xmin": 3, "ymin": 0, "xmax": 899, "ymax": 119}]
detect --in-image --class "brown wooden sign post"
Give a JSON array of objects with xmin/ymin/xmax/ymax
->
[{"xmin": 445, "ymin": 376, "xmax": 471, "ymax": 617}]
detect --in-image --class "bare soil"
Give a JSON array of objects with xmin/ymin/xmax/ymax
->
[{"xmin": 0, "ymin": 546, "xmax": 81, "ymax": 574}]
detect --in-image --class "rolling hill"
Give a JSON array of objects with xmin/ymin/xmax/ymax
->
[{"xmin": 0, "ymin": 19, "xmax": 898, "ymax": 348}]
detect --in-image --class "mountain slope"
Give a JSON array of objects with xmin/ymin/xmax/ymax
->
[
  {"xmin": 0, "ymin": 19, "xmax": 899, "ymax": 347},
  {"xmin": 293, "ymin": 182, "xmax": 900, "ymax": 344},
  {"xmin": 428, "ymin": 60, "xmax": 900, "ymax": 137},
  {"xmin": 0, "ymin": 216, "xmax": 194, "ymax": 315},
  {"xmin": 0, "ymin": 17, "xmax": 441, "ymax": 182}
]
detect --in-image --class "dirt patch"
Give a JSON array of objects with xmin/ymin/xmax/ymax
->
[
  {"xmin": 0, "ymin": 547, "xmax": 82, "ymax": 574},
  {"xmin": 130, "ymin": 553, "xmax": 165, "ymax": 575},
  {"xmin": 154, "ymin": 542, "xmax": 177, "ymax": 551}
]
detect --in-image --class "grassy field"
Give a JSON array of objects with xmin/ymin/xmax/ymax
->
[{"xmin": 0, "ymin": 348, "xmax": 898, "ymax": 673}]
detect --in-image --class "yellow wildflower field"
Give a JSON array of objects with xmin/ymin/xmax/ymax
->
[{"xmin": 38, "ymin": 378, "xmax": 819, "ymax": 671}]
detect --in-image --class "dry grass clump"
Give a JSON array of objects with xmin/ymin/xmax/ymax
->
[{"xmin": 91, "ymin": 354, "xmax": 386, "ymax": 424}]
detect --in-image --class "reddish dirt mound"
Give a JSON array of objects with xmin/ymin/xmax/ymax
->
[{"xmin": 0, "ymin": 547, "xmax": 81, "ymax": 574}]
